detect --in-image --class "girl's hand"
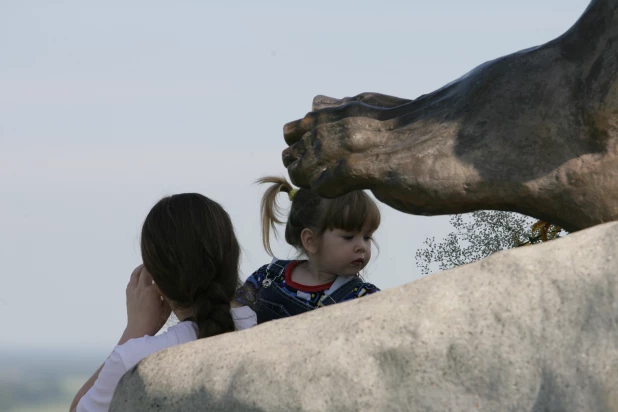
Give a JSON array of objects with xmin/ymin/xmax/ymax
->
[
  {"xmin": 122, "ymin": 264, "xmax": 172, "ymax": 342},
  {"xmin": 69, "ymin": 266, "xmax": 172, "ymax": 411}
]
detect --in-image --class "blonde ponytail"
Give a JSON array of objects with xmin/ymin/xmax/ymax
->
[{"xmin": 256, "ymin": 176, "xmax": 295, "ymax": 256}]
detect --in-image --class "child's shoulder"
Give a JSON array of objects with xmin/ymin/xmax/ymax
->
[
  {"xmin": 236, "ymin": 259, "xmax": 299, "ymax": 307},
  {"xmin": 238, "ymin": 259, "xmax": 299, "ymax": 289},
  {"xmin": 248, "ymin": 259, "xmax": 297, "ymax": 279}
]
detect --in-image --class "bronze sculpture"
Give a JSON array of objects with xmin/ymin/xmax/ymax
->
[{"xmin": 282, "ymin": 0, "xmax": 618, "ymax": 233}]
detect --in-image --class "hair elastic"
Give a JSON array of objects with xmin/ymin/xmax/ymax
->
[{"xmin": 288, "ymin": 188, "xmax": 298, "ymax": 201}]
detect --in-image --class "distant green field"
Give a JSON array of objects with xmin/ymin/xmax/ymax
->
[
  {"xmin": 4, "ymin": 374, "xmax": 86, "ymax": 412},
  {"xmin": 0, "ymin": 349, "xmax": 104, "ymax": 412},
  {"xmin": 10, "ymin": 404, "xmax": 70, "ymax": 412}
]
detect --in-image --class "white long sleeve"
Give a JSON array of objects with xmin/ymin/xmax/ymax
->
[{"xmin": 77, "ymin": 306, "xmax": 257, "ymax": 412}]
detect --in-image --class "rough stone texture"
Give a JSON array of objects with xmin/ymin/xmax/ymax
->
[
  {"xmin": 282, "ymin": 0, "xmax": 618, "ymax": 233},
  {"xmin": 111, "ymin": 222, "xmax": 618, "ymax": 412}
]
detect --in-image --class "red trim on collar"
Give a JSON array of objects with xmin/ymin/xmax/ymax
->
[{"xmin": 284, "ymin": 260, "xmax": 335, "ymax": 292}]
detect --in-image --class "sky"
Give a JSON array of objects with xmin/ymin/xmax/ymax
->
[{"xmin": 0, "ymin": 0, "xmax": 590, "ymax": 352}]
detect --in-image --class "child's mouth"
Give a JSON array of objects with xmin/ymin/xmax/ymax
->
[{"xmin": 351, "ymin": 259, "xmax": 364, "ymax": 265}]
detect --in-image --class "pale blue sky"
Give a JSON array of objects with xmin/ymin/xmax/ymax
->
[{"xmin": 1, "ymin": 0, "xmax": 589, "ymax": 351}]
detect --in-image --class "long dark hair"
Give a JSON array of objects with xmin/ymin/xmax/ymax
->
[
  {"xmin": 258, "ymin": 176, "xmax": 381, "ymax": 256},
  {"xmin": 140, "ymin": 193, "xmax": 240, "ymax": 339}
]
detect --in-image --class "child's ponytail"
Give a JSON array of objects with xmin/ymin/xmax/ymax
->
[
  {"xmin": 256, "ymin": 176, "xmax": 295, "ymax": 256},
  {"xmin": 256, "ymin": 175, "xmax": 381, "ymax": 256}
]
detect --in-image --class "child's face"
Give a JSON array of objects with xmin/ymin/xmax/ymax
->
[{"xmin": 315, "ymin": 227, "xmax": 373, "ymax": 276}]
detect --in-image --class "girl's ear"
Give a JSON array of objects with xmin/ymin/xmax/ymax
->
[
  {"xmin": 300, "ymin": 228, "xmax": 318, "ymax": 255},
  {"xmin": 153, "ymin": 281, "xmax": 177, "ymax": 310},
  {"xmin": 153, "ymin": 283, "xmax": 170, "ymax": 303}
]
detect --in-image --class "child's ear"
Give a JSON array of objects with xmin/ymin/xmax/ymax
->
[{"xmin": 300, "ymin": 228, "xmax": 318, "ymax": 255}]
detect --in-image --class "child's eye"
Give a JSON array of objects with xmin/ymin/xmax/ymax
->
[
  {"xmin": 342, "ymin": 235, "xmax": 354, "ymax": 240},
  {"xmin": 364, "ymin": 236, "xmax": 373, "ymax": 240}
]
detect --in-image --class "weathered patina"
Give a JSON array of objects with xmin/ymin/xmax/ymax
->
[{"xmin": 283, "ymin": 0, "xmax": 618, "ymax": 232}]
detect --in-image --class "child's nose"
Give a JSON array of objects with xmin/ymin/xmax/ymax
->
[{"xmin": 355, "ymin": 240, "xmax": 366, "ymax": 252}]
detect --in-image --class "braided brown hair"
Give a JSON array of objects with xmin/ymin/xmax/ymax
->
[{"xmin": 140, "ymin": 193, "xmax": 240, "ymax": 339}]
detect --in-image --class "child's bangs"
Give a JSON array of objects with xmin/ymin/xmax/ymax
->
[{"xmin": 319, "ymin": 191, "xmax": 381, "ymax": 234}]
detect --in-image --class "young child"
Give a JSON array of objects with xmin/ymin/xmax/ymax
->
[
  {"xmin": 235, "ymin": 176, "xmax": 381, "ymax": 324},
  {"xmin": 70, "ymin": 193, "xmax": 256, "ymax": 412}
]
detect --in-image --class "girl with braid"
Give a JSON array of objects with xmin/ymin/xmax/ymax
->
[
  {"xmin": 71, "ymin": 194, "xmax": 256, "ymax": 412},
  {"xmin": 235, "ymin": 176, "xmax": 381, "ymax": 324}
]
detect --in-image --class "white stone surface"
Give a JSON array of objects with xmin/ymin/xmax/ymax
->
[{"xmin": 111, "ymin": 222, "xmax": 618, "ymax": 412}]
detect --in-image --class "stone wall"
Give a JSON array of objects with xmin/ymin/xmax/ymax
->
[{"xmin": 111, "ymin": 222, "xmax": 618, "ymax": 412}]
